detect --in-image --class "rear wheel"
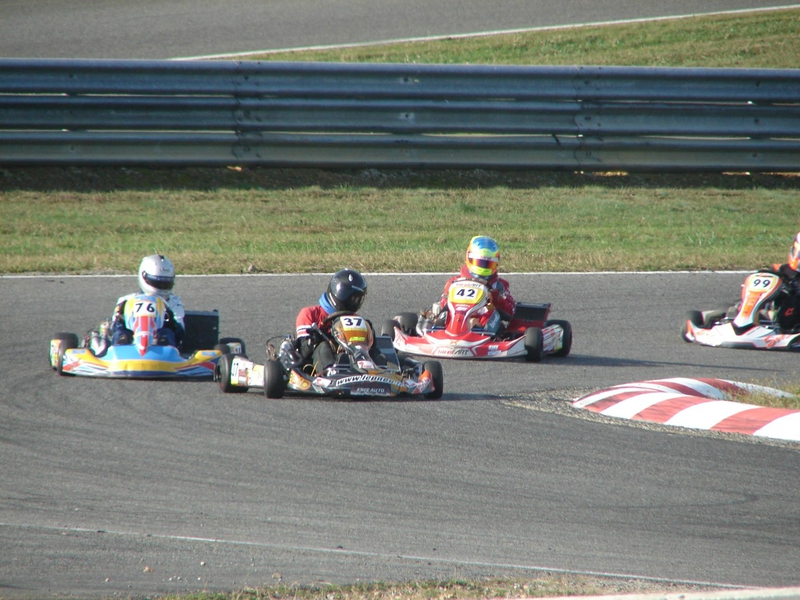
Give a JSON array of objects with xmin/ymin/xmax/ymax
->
[
  {"xmin": 219, "ymin": 337, "xmax": 246, "ymax": 355},
  {"xmin": 216, "ymin": 353, "xmax": 248, "ymax": 393},
  {"xmin": 396, "ymin": 312, "xmax": 419, "ymax": 335},
  {"xmin": 423, "ymin": 361, "xmax": 444, "ymax": 399},
  {"xmin": 547, "ymin": 320, "xmax": 572, "ymax": 358},
  {"xmin": 263, "ymin": 359, "xmax": 286, "ymax": 399},
  {"xmin": 380, "ymin": 319, "xmax": 397, "ymax": 340},
  {"xmin": 524, "ymin": 327, "xmax": 543, "ymax": 362}
]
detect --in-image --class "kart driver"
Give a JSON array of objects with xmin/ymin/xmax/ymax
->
[
  {"xmin": 295, "ymin": 268, "xmax": 370, "ymax": 374},
  {"xmin": 768, "ymin": 230, "xmax": 800, "ymax": 332},
  {"xmin": 87, "ymin": 255, "xmax": 186, "ymax": 354},
  {"xmin": 419, "ymin": 235, "xmax": 516, "ymax": 333},
  {"xmin": 723, "ymin": 230, "xmax": 800, "ymax": 333}
]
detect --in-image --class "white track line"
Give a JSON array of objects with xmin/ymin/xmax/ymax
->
[{"xmin": 0, "ymin": 520, "xmax": 747, "ymax": 589}]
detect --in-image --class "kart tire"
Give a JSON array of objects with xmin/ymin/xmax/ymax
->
[
  {"xmin": 423, "ymin": 360, "xmax": 444, "ymax": 400},
  {"xmin": 216, "ymin": 353, "xmax": 248, "ymax": 393},
  {"xmin": 524, "ymin": 327, "xmax": 543, "ymax": 362},
  {"xmin": 380, "ymin": 319, "xmax": 397, "ymax": 340},
  {"xmin": 397, "ymin": 312, "xmax": 419, "ymax": 335},
  {"xmin": 682, "ymin": 310, "xmax": 704, "ymax": 342},
  {"xmin": 547, "ymin": 320, "xmax": 572, "ymax": 358},
  {"xmin": 686, "ymin": 310, "xmax": 704, "ymax": 327},
  {"xmin": 263, "ymin": 359, "xmax": 285, "ymax": 399},
  {"xmin": 704, "ymin": 309, "xmax": 726, "ymax": 325},
  {"xmin": 219, "ymin": 337, "xmax": 246, "ymax": 356},
  {"xmin": 52, "ymin": 332, "xmax": 79, "ymax": 375}
]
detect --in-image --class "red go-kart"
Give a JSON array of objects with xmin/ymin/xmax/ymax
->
[{"xmin": 382, "ymin": 278, "xmax": 572, "ymax": 361}]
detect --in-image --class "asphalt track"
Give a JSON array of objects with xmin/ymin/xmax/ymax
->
[
  {"xmin": 0, "ymin": 0, "xmax": 798, "ymax": 60},
  {"xmin": 2, "ymin": 1, "xmax": 800, "ymax": 597},
  {"xmin": 1, "ymin": 273, "xmax": 799, "ymax": 598}
]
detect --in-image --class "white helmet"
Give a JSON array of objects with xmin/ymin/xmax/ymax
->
[{"xmin": 138, "ymin": 254, "xmax": 175, "ymax": 297}]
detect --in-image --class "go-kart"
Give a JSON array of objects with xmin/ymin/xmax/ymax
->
[
  {"xmin": 682, "ymin": 270, "xmax": 800, "ymax": 350},
  {"xmin": 383, "ymin": 278, "xmax": 572, "ymax": 361},
  {"xmin": 216, "ymin": 312, "xmax": 444, "ymax": 399},
  {"xmin": 49, "ymin": 293, "xmax": 245, "ymax": 378}
]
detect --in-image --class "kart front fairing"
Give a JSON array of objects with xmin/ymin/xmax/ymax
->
[
  {"xmin": 55, "ymin": 343, "xmax": 223, "ymax": 378},
  {"xmin": 391, "ymin": 321, "xmax": 565, "ymax": 359},
  {"xmin": 683, "ymin": 320, "xmax": 800, "ymax": 350}
]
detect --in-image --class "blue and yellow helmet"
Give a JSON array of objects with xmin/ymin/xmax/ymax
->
[{"xmin": 465, "ymin": 235, "xmax": 500, "ymax": 280}]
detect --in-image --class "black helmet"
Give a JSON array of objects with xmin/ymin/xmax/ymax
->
[{"xmin": 326, "ymin": 269, "xmax": 367, "ymax": 313}]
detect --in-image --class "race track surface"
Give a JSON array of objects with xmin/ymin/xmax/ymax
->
[
  {"xmin": 1, "ymin": 273, "xmax": 799, "ymax": 598},
  {"xmin": 2, "ymin": 2, "xmax": 800, "ymax": 597},
  {"xmin": 1, "ymin": 0, "xmax": 798, "ymax": 59}
]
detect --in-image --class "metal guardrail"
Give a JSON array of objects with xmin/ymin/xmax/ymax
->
[{"xmin": 1, "ymin": 59, "xmax": 799, "ymax": 171}]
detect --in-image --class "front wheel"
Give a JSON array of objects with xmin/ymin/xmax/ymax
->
[
  {"xmin": 216, "ymin": 353, "xmax": 248, "ymax": 393},
  {"xmin": 52, "ymin": 332, "xmax": 79, "ymax": 375},
  {"xmin": 686, "ymin": 310, "xmax": 704, "ymax": 327},
  {"xmin": 423, "ymin": 361, "xmax": 444, "ymax": 399},
  {"xmin": 263, "ymin": 359, "xmax": 285, "ymax": 399},
  {"xmin": 547, "ymin": 320, "xmax": 572, "ymax": 358},
  {"xmin": 396, "ymin": 312, "xmax": 419, "ymax": 335},
  {"xmin": 524, "ymin": 327, "xmax": 543, "ymax": 362},
  {"xmin": 682, "ymin": 310, "xmax": 704, "ymax": 342}
]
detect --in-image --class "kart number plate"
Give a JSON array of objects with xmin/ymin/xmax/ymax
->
[
  {"xmin": 339, "ymin": 316, "xmax": 367, "ymax": 331},
  {"xmin": 448, "ymin": 280, "xmax": 487, "ymax": 306},
  {"xmin": 745, "ymin": 273, "xmax": 779, "ymax": 294}
]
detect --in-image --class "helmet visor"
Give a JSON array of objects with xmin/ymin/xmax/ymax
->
[
  {"xmin": 467, "ymin": 255, "xmax": 498, "ymax": 277},
  {"xmin": 468, "ymin": 257, "xmax": 497, "ymax": 270},
  {"xmin": 143, "ymin": 272, "xmax": 174, "ymax": 291},
  {"xmin": 338, "ymin": 290, "xmax": 365, "ymax": 312}
]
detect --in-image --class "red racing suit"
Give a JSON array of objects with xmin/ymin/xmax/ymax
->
[
  {"xmin": 295, "ymin": 304, "xmax": 333, "ymax": 341},
  {"xmin": 437, "ymin": 265, "xmax": 516, "ymax": 328},
  {"xmin": 294, "ymin": 304, "xmax": 337, "ymax": 371}
]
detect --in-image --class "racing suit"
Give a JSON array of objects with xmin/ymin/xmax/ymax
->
[
  {"xmin": 295, "ymin": 302, "xmax": 338, "ymax": 374},
  {"xmin": 108, "ymin": 292, "xmax": 186, "ymax": 348},
  {"xmin": 295, "ymin": 293, "xmax": 382, "ymax": 374},
  {"xmin": 421, "ymin": 265, "xmax": 516, "ymax": 332},
  {"xmin": 769, "ymin": 263, "xmax": 800, "ymax": 332},
  {"xmin": 725, "ymin": 263, "xmax": 800, "ymax": 332}
]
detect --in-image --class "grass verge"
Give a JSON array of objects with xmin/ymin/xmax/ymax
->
[
  {"xmin": 155, "ymin": 576, "xmax": 718, "ymax": 600},
  {"xmin": 2, "ymin": 9, "xmax": 799, "ymax": 275},
  {"xmin": 246, "ymin": 7, "xmax": 800, "ymax": 67},
  {"xmin": 1, "ymin": 168, "xmax": 798, "ymax": 275},
  {"xmin": 733, "ymin": 382, "xmax": 800, "ymax": 410}
]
